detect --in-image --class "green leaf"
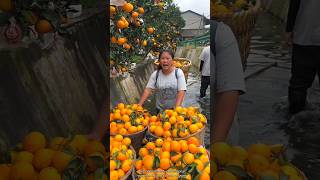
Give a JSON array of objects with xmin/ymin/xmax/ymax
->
[
  {"xmin": 112, "ymin": 151, "xmax": 119, "ymax": 160},
  {"xmin": 224, "ymin": 165, "xmax": 249, "ymax": 178},
  {"xmin": 194, "ymin": 153, "xmax": 202, "ymax": 159},
  {"xmin": 170, "ymin": 151, "xmax": 179, "ymax": 157},
  {"xmin": 116, "ymin": 160, "xmax": 121, "ymax": 169},
  {"xmin": 153, "ymin": 156, "xmax": 160, "ymax": 169}
]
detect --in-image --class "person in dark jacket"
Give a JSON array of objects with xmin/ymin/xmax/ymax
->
[{"xmin": 286, "ymin": 0, "xmax": 320, "ymax": 114}]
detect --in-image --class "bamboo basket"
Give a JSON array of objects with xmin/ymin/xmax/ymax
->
[
  {"xmin": 212, "ymin": 0, "xmax": 261, "ymax": 70},
  {"xmin": 110, "ymin": 126, "xmax": 147, "ymax": 153},
  {"xmin": 153, "ymin": 58, "xmax": 192, "ymax": 83}
]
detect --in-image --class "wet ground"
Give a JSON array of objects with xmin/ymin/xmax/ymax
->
[{"xmin": 239, "ymin": 12, "xmax": 320, "ymax": 179}]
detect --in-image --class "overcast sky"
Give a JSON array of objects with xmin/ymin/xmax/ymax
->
[{"xmin": 173, "ymin": 0, "xmax": 210, "ymax": 18}]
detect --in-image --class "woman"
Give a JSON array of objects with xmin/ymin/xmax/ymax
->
[{"xmin": 138, "ymin": 50, "xmax": 187, "ymax": 113}]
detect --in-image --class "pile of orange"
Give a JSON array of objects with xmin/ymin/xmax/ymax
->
[
  {"xmin": 0, "ymin": 131, "xmax": 107, "ymax": 179},
  {"xmin": 211, "ymin": 142, "xmax": 306, "ymax": 180},
  {"xmin": 134, "ymin": 137, "xmax": 210, "ymax": 180},
  {"xmin": 110, "ymin": 135, "xmax": 135, "ymax": 180},
  {"xmin": 211, "ymin": 0, "xmax": 255, "ymax": 17},
  {"xmin": 110, "ymin": 103, "xmax": 151, "ymax": 135},
  {"xmin": 148, "ymin": 106, "xmax": 207, "ymax": 139}
]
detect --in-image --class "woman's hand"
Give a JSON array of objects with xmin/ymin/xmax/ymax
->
[
  {"xmin": 139, "ymin": 88, "xmax": 152, "ymax": 107},
  {"xmin": 175, "ymin": 90, "xmax": 186, "ymax": 107}
]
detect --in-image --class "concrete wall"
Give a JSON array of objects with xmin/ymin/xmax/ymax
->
[
  {"xmin": 0, "ymin": 12, "xmax": 107, "ymax": 146},
  {"xmin": 262, "ymin": 0, "xmax": 290, "ymax": 22}
]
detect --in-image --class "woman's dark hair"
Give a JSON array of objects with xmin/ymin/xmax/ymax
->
[{"xmin": 157, "ymin": 49, "xmax": 175, "ymax": 70}]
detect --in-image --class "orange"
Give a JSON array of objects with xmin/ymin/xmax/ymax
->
[
  {"xmin": 121, "ymin": 159, "xmax": 132, "ymax": 172},
  {"xmin": 111, "ymin": 36, "xmax": 117, "ymax": 43},
  {"xmin": 137, "ymin": 125, "xmax": 144, "ymax": 131},
  {"xmin": 0, "ymin": 164, "xmax": 11, "ymax": 180},
  {"xmin": 110, "ymin": 5, "xmax": 116, "ymax": 15},
  {"xmin": 117, "ymin": 103, "xmax": 125, "ymax": 110},
  {"xmin": 128, "ymin": 126, "xmax": 138, "ymax": 134},
  {"xmin": 117, "ymin": 37, "xmax": 126, "ymax": 45},
  {"xmin": 187, "ymin": 137, "xmax": 200, "ymax": 147},
  {"xmin": 248, "ymin": 143, "xmax": 272, "ymax": 159},
  {"xmin": 124, "ymin": 122, "xmax": 132, "ymax": 129},
  {"xmin": 196, "ymin": 122, "xmax": 204, "ymax": 129},
  {"xmin": 120, "ymin": 108, "xmax": 127, "ymax": 115},
  {"xmin": 150, "ymin": 116, "xmax": 158, "ymax": 122},
  {"xmin": 179, "ymin": 140, "xmax": 188, "ymax": 152},
  {"xmin": 35, "ymin": 19, "xmax": 54, "ymax": 33},
  {"xmin": 160, "ymin": 151, "xmax": 170, "ymax": 159},
  {"xmin": 122, "ymin": 137, "xmax": 131, "ymax": 146},
  {"xmin": 162, "ymin": 141, "xmax": 171, "ymax": 152},
  {"xmin": 154, "ymin": 126, "xmax": 164, "ymax": 137},
  {"xmin": 160, "ymin": 158, "xmax": 170, "ymax": 170},
  {"xmin": 143, "ymin": 155, "xmax": 154, "ymax": 170},
  {"xmin": 142, "ymin": 119, "xmax": 149, "ymax": 126},
  {"xmin": 213, "ymin": 171, "xmax": 236, "ymax": 180},
  {"xmin": 163, "ymin": 131, "xmax": 171, "ymax": 138},
  {"xmin": 176, "ymin": 115, "xmax": 184, "ymax": 122},
  {"xmin": 118, "ymin": 169, "xmax": 125, "ymax": 178},
  {"xmin": 189, "ymin": 124, "xmax": 199, "ymax": 134},
  {"xmin": 52, "ymin": 151, "xmax": 73, "ymax": 172},
  {"xmin": 172, "ymin": 129, "xmax": 178, "ymax": 138},
  {"xmin": 142, "ymin": 40, "xmax": 148, "ymax": 46},
  {"xmin": 14, "ymin": 151, "xmax": 34, "ymax": 164},
  {"xmin": 170, "ymin": 153, "xmax": 181, "ymax": 163},
  {"xmin": 110, "ymin": 160, "xmax": 117, "ymax": 171},
  {"xmin": 200, "ymin": 172, "xmax": 211, "ymax": 180},
  {"xmin": 113, "ymin": 112, "xmax": 122, "ymax": 120},
  {"xmin": 132, "ymin": 11, "xmax": 139, "ymax": 18},
  {"xmin": 49, "ymin": 137, "xmax": 66, "ymax": 151},
  {"xmin": 114, "ymin": 134, "xmax": 123, "ymax": 142},
  {"xmin": 163, "ymin": 122, "xmax": 171, "ymax": 131},
  {"xmin": 110, "ymin": 170, "xmax": 119, "ymax": 180},
  {"xmin": 117, "ymin": 123, "xmax": 124, "ymax": 130},
  {"xmin": 188, "ymin": 144, "xmax": 198, "ymax": 154},
  {"xmin": 183, "ymin": 153, "xmax": 194, "ymax": 165},
  {"xmin": 147, "ymin": 27, "xmax": 154, "ymax": 34},
  {"xmin": 199, "ymin": 155, "xmax": 209, "ymax": 163},
  {"xmin": 119, "ymin": 128, "xmax": 127, "ymax": 135},
  {"xmin": 166, "ymin": 109, "xmax": 173, "ymax": 117},
  {"xmin": 69, "ymin": 134, "xmax": 89, "ymax": 155},
  {"xmin": 155, "ymin": 138, "xmax": 164, "ymax": 147},
  {"xmin": 139, "ymin": 148, "xmax": 149, "ymax": 157},
  {"xmin": 146, "ymin": 142, "xmax": 156, "ymax": 150},
  {"xmin": 23, "ymin": 131, "xmax": 46, "ymax": 153},
  {"xmin": 169, "ymin": 116, "xmax": 176, "ymax": 124},
  {"xmin": 38, "ymin": 167, "xmax": 61, "ymax": 180},
  {"xmin": 126, "ymin": 109, "xmax": 133, "ymax": 115},
  {"xmin": 123, "ymin": 43, "xmax": 131, "ymax": 50},
  {"xmin": 117, "ymin": 152, "xmax": 127, "ymax": 161},
  {"xmin": 33, "ymin": 148, "xmax": 55, "ymax": 170},
  {"xmin": 170, "ymin": 141, "xmax": 181, "ymax": 153},
  {"xmin": 122, "ymin": 2, "xmax": 134, "ymax": 13},
  {"xmin": 194, "ymin": 159, "xmax": 204, "ymax": 171},
  {"xmin": 138, "ymin": 7, "xmax": 144, "ymax": 14},
  {"xmin": 10, "ymin": 162, "xmax": 35, "ymax": 180},
  {"xmin": 84, "ymin": 140, "xmax": 106, "ymax": 157},
  {"xmin": 135, "ymin": 160, "xmax": 143, "ymax": 170}
]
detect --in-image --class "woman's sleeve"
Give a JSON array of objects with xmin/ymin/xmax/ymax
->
[
  {"xmin": 146, "ymin": 71, "xmax": 157, "ymax": 89},
  {"xmin": 177, "ymin": 69, "xmax": 187, "ymax": 91}
]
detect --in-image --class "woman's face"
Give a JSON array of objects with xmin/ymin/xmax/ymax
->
[{"xmin": 160, "ymin": 52, "xmax": 173, "ymax": 71}]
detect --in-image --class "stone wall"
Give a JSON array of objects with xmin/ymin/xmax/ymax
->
[
  {"xmin": 0, "ymin": 11, "xmax": 107, "ymax": 146},
  {"xmin": 262, "ymin": 0, "xmax": 290, "ymax": 22}
]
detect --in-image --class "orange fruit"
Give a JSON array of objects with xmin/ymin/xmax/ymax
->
[
  {"xmin": 132, "ymin": 11, "xmax": 139, "ymax": 18},
  {"xmin": 114, "ymin": 134, "xmax": 123, "ymax": 142},
  {"xmin": 0, "ymin": 164, "xmax": 11, "ymax": 180},
  {"xmin": 84, "ymin": 140, "xmax": 106, "ymax": 157},
  {"xmin": 110, "ymin": 160, "xmax": 116, "ymax": 171},
  {"xmin": 187, "ymin": 137, "xmax": 200, "ymax": 147},
  {"xmin": 126, "ymin": 109, "xmax": 133, "ymax": 115},
  {"xmin": 160, "ymin": 151, "xmax": 170, "ymax": 159},
  {"xmin": 111, "ymin": 36, "xmax": 117, "ymax": 43},
  {"xmin": 118, "ymin": 169, "xmax": 125, "ymax": 178},
  {"xmin": 142, "ymin": 40, "xmax": 148, "ymax": 46},
  {"xmin": 176, "ymin": 115, "xmax": 184, "ymax": 122},
  {"xmin": 135, "ymin": 160, "xmax": 143, "ymax": 170},
  {"xmin": 146, "ymin": 142, "xmax": 156, "ymax": 150},
  {"xmin": 117, "ymin": 152, "xmax": 127, "ymax": 161},
  {"xmin": 23, "ymin": 131, "xmax": 46, "ymax": 153},
  {"xmin": 124, "ymin": 122, "xmax": 132, "ymax": 129},
  {"xmin": 196, "ymin": 122, "xmax": 204, "ymax": 129},
  {"xmin": 52, "ymin": 151, "xmax": 73, "ymax": 172},
  {"xmin": 110, "ymin": 5, "xmax": 116, "ymax": 15},
  {"xmin": 121, "ymin": 159, "xmax": 132, "ymax": 172},
  {"xmin": 194, "ymin": 159, "xmax": 204, "ymax": 171},
  {"xmin": 49, "ymin": 137, "xmax": 66, "ymax": 151},
  {"xmin": 150, "ymin": 116, "xmax": 158, "ymax": 122},
  {"xmin": 155, "ymin": 138, "xmax": 164, "ymax": 147},
  {"xmin": 248, "ymin": 143, "xmax": 272, "ymax": 159},
  {"xmin": 169, "ymin": 116, "xmax": 176, "ymax": 124},
  {"xmin": 163, "ymin": 131, "xmax": 171, "ymax": 138},
  {"xmin": 188, "ymin": 144, "xmax": 198, "ymax": 154},
  {"xmin": 172, "ymin": 129, "xmax": 178, "ymax": 138},
  {"xmin": 113, "ymin": 112, "xmax": 122, "ymax": 120},
  {"xmin": 162, "ymin": 141, "xmax": 171, "ymax": 152},
  {"xmin": 122, "ymin": 137, "xmax": 131, "ymax": 146},
  {"xmin": 138, "ymin": 7, "xmax": 144, "ymax": 14},
  {"xmin": 119, "ymin": 128, "xmax": 127, "ymax": 135},
  {"xmin": 160, "ymin": 158, "xmax": 170, "ymax": 170},
  {"xmin": 14, "ymin": 151, "xmax": 33, "ymax": 164},
  {"xmin": 200, "ymin": 172, "xmax": 211, "ymax": 180},
  {"xmin": 35, "ymin": 19, "xmax": 54, "ymax": 33},
  {"xmin": 33, "ymin": 148, "xmax": 55, "ymax": 170},
  {"xmin": 139, "ymin": 148, "xmax": 149, "ymax": 157},
  {"xmin": 117, "ymin": 37, "xmax": 126, "ymax": 45},
  {"xmin": 170, "ymin": 153, "xmax": 181, "ymax": 163},
  {"xmin": 110, "ymin": 170, "xmax": 119, "ymax": 180},
  {"xmin": 137, "ymin": 125, "xmax": 144, "ymax": 131},
  {"xmin": 38, "ymin": 167, "xmax": 61, "ymax": 180},
  {"xmin": 154, "ymin": 126, "xmax": 164, "ymax": 137},
  {"xmin": 123, "ymin": 43, "xmax": 131, "ymax": 50},
  {"xmin": 166, "ymin": 109, "xmax": 173, "ymax": 117},
  {"xmin": 183, "ymin": 153, "xmax": 194, "ymax": 165},
  {"xmin": 199, "ymin": 155, "xmax": 209, "ymax": 163},
  {"xmin": 170, "ymin": 141, "xmax": 181, "ymax": 152},
  {"xmin": 179, "ymin": 140, "xmax": 188, "ymax": 152},
  {"xmin": 163, "ymin": 122, "xmax": 171, "ymax": 131},
  {"xmin": 69, "ymin": 135, "xmax": 89, "ymax": 155},
  {"xmin": 120, "ymin": 108, "xmax": 127, "ymax": 115},
  {"xmin": 143, "ymin": 155, "xmax": 154, "ymax": 170},
  {"xmin": 189, "ymin": 124, "xmax": 199, "ymax": 134},
  {"xmin": 10, "ymin": 162, "xmax": 35, "ymax": 180},
  {"xmin": 117, "ymin": 103, "xmax": 125, "ymax": 110},
  {"xmin": 128, "ymin": 126, "xmax": 138, "ymax": 134},
  {"xmin": 122, "ymin": 2, "xmax": 134, "ymax": 13},
  {"xmin": 147, "ymin": 27, "xmax": 154, "ymax": 34}
]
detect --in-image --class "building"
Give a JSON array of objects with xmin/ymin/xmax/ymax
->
[{"xmin": 180, "ymin": 10, "xmax": 210, "ymax": 40}]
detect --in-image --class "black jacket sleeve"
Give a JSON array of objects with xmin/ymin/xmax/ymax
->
[
  {"xmin": 286, "ymin": 0, "xmax": 301, "ymax": 32},
  {"xmin": 200, "ymin": 60, "xmax": 204, "ymax": 72}
]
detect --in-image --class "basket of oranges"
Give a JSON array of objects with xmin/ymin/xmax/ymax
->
[
  {"xmin": 110, "ymin": 135, "xmax": 136, "ymax": 180},
  {"xmin": 132, "ymin": 137, "xmax": 210, "ymax": 180},
  {"xmin": 147, "ymin": 106, "xmax": 207, "ymax": 145},
  {"xmin": 154, "ymin": 58, "xmax": 192, "ymax": 82},
  {"xmin": 110, "ymin": 103, "xmax": 151, "ymax": 152}
]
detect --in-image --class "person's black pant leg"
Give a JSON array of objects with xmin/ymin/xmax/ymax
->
[
  {"xmin": 288, "ymin": 44, "xmax": 319, "ymax": 114},
  {"xmin": 200, "ymin": 76, "xmax": 210, "ymax": 98}
]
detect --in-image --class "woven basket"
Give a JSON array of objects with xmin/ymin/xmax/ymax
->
[
  {"xmin": 154, "ymin": 58, "xmax": 192, "ymax": 82},
  {"xmin": 212, "ymin": 0, "xmax": 261, "ymax": 70},
  {"xmin": 120, "ymin": 145, "xmax": 136, "ymax": 180},
  {"xmin": 111, "ymin": 126, "xmax": 147, "ymax": 153}
]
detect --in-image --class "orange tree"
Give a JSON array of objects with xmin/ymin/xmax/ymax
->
[{"xmin": 110, "ymin": 0, "xmax": 185, "ymax": 69}]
